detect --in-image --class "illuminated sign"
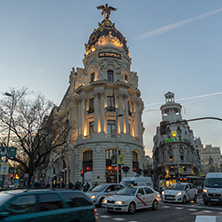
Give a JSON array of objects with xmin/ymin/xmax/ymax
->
[
  {"xmin": 171, "ymin": 131, "xmax": 177, "ymax": 137},
  {"xmin": 98, "ymin": 52, "xmax": 121, "ymax": 59},
  {"xmin": 165, "ymin": 138, "xmax": 184, "ymax": 143}
]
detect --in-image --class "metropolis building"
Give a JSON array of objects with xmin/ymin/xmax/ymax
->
[
  {"xmin": 44, "ymin": 6, "xmax": 145, "ymax": 187},
  {"xmin": 152, "ymin": 92, "xmax": 201, "ymax": 187}
]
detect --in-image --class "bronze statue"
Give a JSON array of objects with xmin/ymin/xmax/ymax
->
[{"xmin": 97, "ymin": 4, "xmax": 117, "ymax": 20}]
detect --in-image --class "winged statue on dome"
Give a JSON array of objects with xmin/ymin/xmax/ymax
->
[{"xmin": 96, "ymin": 4, "xmax": 117, "ymax": 20}]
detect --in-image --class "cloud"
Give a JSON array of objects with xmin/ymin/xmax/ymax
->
[
  {"xmin": 145, "ymin": 92, "xmax": 222, "ymax": 107},
  {"xmin": 139, "ymin": 8, "xmax": 222, "ymax": 39}
]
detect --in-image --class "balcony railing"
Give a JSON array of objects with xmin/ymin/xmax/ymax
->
[{"xmin": 106, "ymin": 106, "xmax": 116, "ymax": 112}]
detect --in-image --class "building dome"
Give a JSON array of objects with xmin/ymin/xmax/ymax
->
[{"xmin": 85, "ymin": 19, "xmax": 129, "ymax": 56}]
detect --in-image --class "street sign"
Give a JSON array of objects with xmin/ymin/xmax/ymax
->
[
  {"xmin": 118, "ymin": 155, "xmax": 125, "ymax": 165},
  {"xmin": 0, "ymin": 163, "xmax": 9, "ymax": 175},
  {"xmin": 0, "ymin": 146, "xmax": 5, "ymax": 157},
  {"xmin": 7, "ymin": 147, "xmax": 17, "ymax": 159},
  {"xmin": 179, "ymin": 168, "xmax": 184, "ymax": 174}
]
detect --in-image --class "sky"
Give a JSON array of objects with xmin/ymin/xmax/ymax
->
[{"xmin": 0, "ymin": 0, "xmax": 222, "ymax": 156}]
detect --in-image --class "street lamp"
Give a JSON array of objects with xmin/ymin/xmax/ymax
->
[
  {"xmin": 116, "ymin": 108, "xmax": 123, "ymax": 184},
  {"xmin": 1, "ymin": 92, "xmax": 14, "ymax": 190}
]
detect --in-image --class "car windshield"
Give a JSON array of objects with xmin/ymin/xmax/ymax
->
[
  {"xmin": 90, "ymin": 184, "xmax": 107, "ymax": 192},
  {"xmin": 205, "ymin": 178, "xmax": 222, "ymax": 188},
  {"xmin": 116, "ymin": 187, "xmax": 137, "ymax": 196},
  {"xmin": 0, "ymin": 193, "xmax": 12, "ymax": 205},
  {"xmin": 167, "ymin": 184, "xmax": 185, "ymax": 190}
]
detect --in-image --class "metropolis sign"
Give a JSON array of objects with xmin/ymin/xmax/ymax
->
[{"xmin": 98, "ymin": 52, "xmax": 121, "ymax": 59}]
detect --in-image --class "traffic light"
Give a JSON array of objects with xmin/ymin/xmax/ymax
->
[
  {"xmin": 160, "ymin": 121, "xmax": 168, "ymax": 135},
  {"xmin": 10, "ymin": 174, "xmax": 13, "ymax": 180},
  {"xmin": 81, "ymin": 170, "xmax": 84, "ymax": 177}
]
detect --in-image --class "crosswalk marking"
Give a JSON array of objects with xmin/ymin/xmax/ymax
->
[
  {"xmin": 188, "ymin": 208, "xmax": 198, "ymax": 211},
  {"xmin": 195, "ymin": 216, "xmax": 217, "ymax": 222},
  {"xmin": 100, "ymin": 215, "xmax": 112, "ymax": 218},
  {"xmin": 174, "ymin": 207, "xmax": 183, "ymax": 209},
  {"xmin": 113, "ymin": 218, "xmax": 125, "ymax": 221}
]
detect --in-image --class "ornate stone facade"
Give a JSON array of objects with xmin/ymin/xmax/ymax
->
[
  {"xmin": 45, "ymin": 12, "xmax": 144, "ymax": 187},
  {"xmin": 152, "ymin": 92, "xmax": 201, "ymax": 187}
]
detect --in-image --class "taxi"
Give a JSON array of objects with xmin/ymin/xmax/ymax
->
[
  {"xmin": 102, "ymin": 185, "xmax": 161, "ymax": 214},
  {"xmin": 162, "ymin": 183, "xmax": 197, "ymax": 203}
]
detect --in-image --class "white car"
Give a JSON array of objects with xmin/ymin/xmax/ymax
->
[
  {"xmin": 102, "ymin": 186, "xmax": 161, "ymax": 214},
  {"xmin": 162, "ymin": 183, "xmax": 197, "ymax": 203},
  {"xmin": 86, "ymin": 183, "xmax": 124, "ymax": 206}
]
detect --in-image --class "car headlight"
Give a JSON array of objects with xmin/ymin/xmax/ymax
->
[
  {"xmin": 176, "ymin": 192, "xmax": 183, "ymax": 196},
  {"xmin": 203, "ymin": 189, "xmax": 208, "ymax": 193},
  {"xmin": 90, "ymin": 195, "xmax": 97, "ymax": 199},
  {"xmin": 115, "ymin": 201, "xmax": 125, "ymax": 205},
  {"xmin": 103, "ymin": 199, "xmax": 107, "ymax": 203},
  {"xmin": 157, "ymin": 194, "xmax": 161, "ymax": 198},
  {"xmin": 162, "ymin": 191, "xmax": 165, "ymax": 195}
]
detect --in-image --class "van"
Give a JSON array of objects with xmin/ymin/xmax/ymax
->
[
  {"xmin": 120, "ymin": 177, "xmax": 153, "ymax": 188},
  {"xmin": 202, "ymin": 172, "xmax": 222, "ymax": 205}
]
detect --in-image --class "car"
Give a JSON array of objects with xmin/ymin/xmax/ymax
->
[
  {"xmin": 162, "ymin": 183, "xmax": 197, "ymax": 203},
  {"xmin": 202, "ymin": 172, "xmax": 222, "ymax": 205},
  {"xmin": 0, "ymin": 189, "xmax": 97, "ymax": 222},
  {"xmin": 86, "ymin": 183, "xmax": 124, "ymax": 206},
  {"xmin": 102, "ymin": 185, "xmax": 161, "ymax": 214}
]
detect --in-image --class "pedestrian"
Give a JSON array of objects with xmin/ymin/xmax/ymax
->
[{"xmin": 69, "ymin": 182, "xmax": 73, "ymax": 189}]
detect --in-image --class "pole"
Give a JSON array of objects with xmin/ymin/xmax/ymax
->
[
  {"xmin": 1, "ymin": 93, "xmax": 14, "ymax": 190},
  {"xmin": 116, "ymin": 108, "xmax": 119, "ymax": 183}
]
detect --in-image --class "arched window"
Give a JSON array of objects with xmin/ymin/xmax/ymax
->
[
  {"xmin": 83, "ymin": 150, "xmax": 93, "ymax": 171},
  {"xmin": 107, "ymin": 70, "xmax": 114, "ymax": 82}
]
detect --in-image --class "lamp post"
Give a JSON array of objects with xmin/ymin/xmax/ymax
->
[
  {"xmin": 1, "ymin": 92, "xmax": 14, "ymax": 190},
  {"xmin": 116, "ymin": 108, "xmax": 123, "ymax": 184}
]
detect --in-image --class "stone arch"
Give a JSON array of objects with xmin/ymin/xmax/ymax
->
[{"xmin": 87, "ymin": 64, "xmax": 98, "ymax": 81}]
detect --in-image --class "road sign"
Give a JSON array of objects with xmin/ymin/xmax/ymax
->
[
  {"xmin": 118, "ymin": 155, "xmax": 125, "ymax": 165},
  {"xmin": 179, "ymin": 168, "xmax": 184, "ymax": 174},
  {"xmin": 7, "ymin": 147, "xmax": 17, "ymax": 159},
  {"xmin": 0, "ymin": 163, "xmax": 9, "ymax": 175}
]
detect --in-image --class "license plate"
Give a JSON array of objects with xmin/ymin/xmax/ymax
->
[
  {"xmin": 211, "ymin": 199, "xmax": 219, "ymax": 201},
  {"xmin": 167, "ymin": 197, "xmax": 174, "ymax": 199}
]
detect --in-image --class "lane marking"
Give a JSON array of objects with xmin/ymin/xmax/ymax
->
[{"xmin": 162, "ymin": 206, "xmax": 171, "ymax": 208}]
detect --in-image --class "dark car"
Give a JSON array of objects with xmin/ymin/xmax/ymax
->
[{"xmin": 0, "ymin": 189, "xmax": 97, "ymax": 222}]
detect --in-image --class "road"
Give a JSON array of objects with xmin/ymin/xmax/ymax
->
[{"xmin": 96, "ymin": 196, "xmax": 222, "ymax": 222}]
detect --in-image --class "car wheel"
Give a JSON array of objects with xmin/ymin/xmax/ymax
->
[
  {"xmin": 152, "ymin": 200, "xmax": 158, "ymax": 210},
  {"xmin": 182, "ymin": 196, "xmax": 186, "ymax": 204},
  {"xmin": 128, "ymin": 202, "xmax": 136, "ymax": 214},
  {"xmin": 193, "ymin": 194, "xmax": 197, "ymax": 202},
  {"xmin": 98, "ymin": 197, "xmax": 105, "ymax": 206}
]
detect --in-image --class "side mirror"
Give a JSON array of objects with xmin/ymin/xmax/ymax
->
[
  {"xmin": 137, "ymin": 193, "xmax": 142, "ymax": 196},
  {"xmin": 106, "ymin": 189, "xmax": 111, "ymax": 192},
  {"xmin": 0, "ymin": 212, "xmax": 10, "ymax": 218}
]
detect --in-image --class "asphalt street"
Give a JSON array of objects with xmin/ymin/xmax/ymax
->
[{"xmin": 96, "ymin": 196, "xmax": 222, "ymax": 222}]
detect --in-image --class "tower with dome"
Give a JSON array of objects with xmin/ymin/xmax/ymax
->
[{"xmin": 44, "ymin": 5, "xmax": 145, "ymax": 187}]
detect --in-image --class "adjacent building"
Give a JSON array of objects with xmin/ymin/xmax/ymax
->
[{"xmin": 152, "ymin": 92, "xmax": 201, "ymax": 187}]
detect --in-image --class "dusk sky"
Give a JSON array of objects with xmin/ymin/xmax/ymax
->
[{"xmin": 1, "ymin": 0, "xmax": 222, "ymax": 156}]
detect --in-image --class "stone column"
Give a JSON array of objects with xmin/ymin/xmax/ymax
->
[
  {"xmin": 134, "ymin": 101, "xmax": 139, "ymax": 138},
  {"xmin": 124, "ymin": 95, "xmax": 129, "ymax": 134},
  {"xmin": 119, "ymin": 95, "xmax": 124, "ymax": 133},
  {"xmin": 78, "ymin": 99, "xmax": 81, "ymax": 136},
  {"xmin": 94, "ymin": 93, "xmax": 98, "ymax": 133},
  {"xmin": 100, "ymin": 93, "xmax": 104, "ymax": 133},
  {"xmin": 80, "ymin": 99, "xmax": 84, "ymax": 136}
]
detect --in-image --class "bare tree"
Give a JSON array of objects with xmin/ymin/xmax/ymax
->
[{"xmin": 0, "ymin": 88, "xmax": 69, "ymax": 185}]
